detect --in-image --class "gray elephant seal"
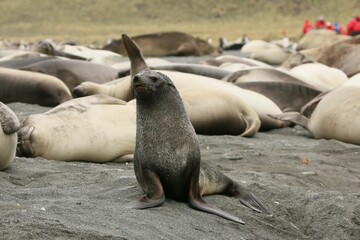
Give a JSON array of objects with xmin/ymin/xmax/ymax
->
[
  {"xmin": 0, "ymin": 102, "xmax": 20, "ymax": 170},
  {"xmin": 123, "ymin": 34, "xmax": 267, "ymax": 224}
]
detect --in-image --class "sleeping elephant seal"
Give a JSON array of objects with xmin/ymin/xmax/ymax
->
[
  {"xmin": 123, "ymin": 34, "xmax": 267, "ymax": 224},
  {"xmin": 32, "ymin": 40, "xmax": 88, "ymax": 60},
  {"xmin": 0, "ymin": 67, "xmax": 72, "ymax": 107},
  {"xmin": 310, "ymin": 36, "xmax": 360, "ymax": 77},
  {"xmin": 17, "ymin": 95, "xmax": 136, "ymax": 163},
  {"xmin": 240, "ymin": 40, "xmax": 292, "ymax": 65},
  {"xmin": 20, "ymin": 59, "xmax": 120, "ymax": 91},
  {"xmin": 270, "ymin": 78, "xmax": 360, "ymax": 145},
  {"xmin": 103, "ymin": 31, "xmax": 217, "ymax": 57},
  {"xmin": 0, "ymin": 102, "xmax": 20, "ymax": 170},
  {"xmin": 296, "ymin": 29, "xmax": 349, "ymax": 51}
]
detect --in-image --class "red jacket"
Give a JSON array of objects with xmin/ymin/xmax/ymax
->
[
  {"xmin": 315, "ymin": 20, "xmax": 326, "ymax": 29},
  {"xmin": 302, "ymin": 20, "xmax": 314, "ymax": 34},
  {"xmin": 347, "ymin": 16, "xmax": 360, "ymax": 35}
]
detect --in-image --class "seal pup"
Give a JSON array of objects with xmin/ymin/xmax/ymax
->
[
  {"xmin": 123, "ymin": 34, "xmax": 268, "ymax": 224},
  {"xmin": 0, "ymin": 102, "xmax": 20, "ymax": 170}
]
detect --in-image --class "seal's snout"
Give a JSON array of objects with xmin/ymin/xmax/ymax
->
[
  {"xmin": 149, "ymin": 76, "xmax": 158, "ymax": 82},
  {"xmin": 133, "ymin": 75, "xmax": 140, "ymax": 83}
]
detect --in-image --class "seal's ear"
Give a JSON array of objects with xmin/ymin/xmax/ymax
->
[{"xmin": 122, "ymin": 34, "xmax": 150, "ymax": 78}]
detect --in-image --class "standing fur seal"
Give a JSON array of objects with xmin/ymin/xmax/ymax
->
[
  {"xmin": 123, "ymin": 34, "xmax": 268, "ymax": 224},
  {"xmin": 0, "ymin": 102, "xmax": 20, "ymax": 170}
]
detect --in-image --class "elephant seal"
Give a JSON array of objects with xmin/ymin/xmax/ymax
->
[
  {"xmin": 270, "ymin": 79, "xmax": 360, "ymax": 145},
  {"xmin": 122, "ymin": 34, "xmax": 268, "ymax": 224},
  {"xmin": 0, "ymin": 56, "xmax": 57, "ymax": 69},
  {"xmin": 20, "ymin": 58, "xmax": 120, "ymax": 91},
  {"xmin": 73, "ymin": 72, "xmax": 286, "ymax": 131},
  {"xmin": 17, "ymin": 95, "xmax": 136, "ymax": 163},
  {"xmin": 32, "ymin": 40, "xmax": 88, "ymax": 60},
  {"xmin": 0, "ymin": 102, "xmax": 20, "ymax": 170},
  {"xmin": 16, "ymin": 89, "xmax": 260, "ymax": 162},
  {"xmin": 310, "ymin": 36, "xmax": 360, "ymax": 77},
  {"xmin": 296, "ymin": 29, "xmax": 349, "ymax": 51},
  {"xmin": 0, "ymin": 67, "xmax": 72, "ymax": 107},
  {"xmin": 103, "ymin": 31, "xmax": 217, "ymax": 57},
  {"xmin": 240, "ymin": 40, "xmax": 292, "ymax": 65},
  {"xmin": 116, "ymin": 63, "xmax": 231, "ymax": 80}
]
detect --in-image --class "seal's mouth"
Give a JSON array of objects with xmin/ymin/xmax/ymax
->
[{"xmin": 134, "ymin": 83, "xmax": 147, "ymax": 91}]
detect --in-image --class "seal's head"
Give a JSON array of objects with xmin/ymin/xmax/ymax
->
[{"xmin": 132, "ymin": 70, "xmax": 175, "ymax": 100}]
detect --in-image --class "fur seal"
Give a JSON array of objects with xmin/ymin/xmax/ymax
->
[
  {"xmin": 0, "ymin": 102, "xmax": 20, "ymax": 170},
  {"xmin": 123, "ymin": 34, "xmax": 268, "ymax": 224}
]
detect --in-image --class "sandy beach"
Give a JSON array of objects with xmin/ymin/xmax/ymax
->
[{"xmin": 0, "ymin": 101, "xmax": 358, "ymax": 240}]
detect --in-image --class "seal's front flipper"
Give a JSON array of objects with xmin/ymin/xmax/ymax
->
[
  {"xmin": 130, "ymin": 194, "xmax": 165, "ymax": 209},
  {"xmin": 131, "ymin": 169, "xmax": 165, "ymax": 209}
]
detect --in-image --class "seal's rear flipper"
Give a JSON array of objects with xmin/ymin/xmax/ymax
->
[
  {"xmin": 121, "ymin": 34, "xmax": 150, "ymax": 78},
  {"xmin": 189, "ymin": 165, "xmax": 245, "ymax": 224},
  {"xmin": 199, "ymin": 161, "xmax": 269, "ymax": 214},
  {"xmin": 231, "ymin": 183, "xmax": 270, "ymax": 214},
  {"xmin": 268, "ymin": 112, "xmax": 309, "ymax": 130},
  {"xmin": 240, "ymin": 114, "xmax": 261, "ymax": 137}
]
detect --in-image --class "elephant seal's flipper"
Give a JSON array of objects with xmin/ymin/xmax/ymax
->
[
  {"xmin": 0, "ymin": 102, "xmax": 20, "ymax": 134},
  {"xmin": 268, "ymin": 112, "xmax": 309, "ymax": 130},
  {"xmin": 240, "ymin": 114, "xmax": 261, "ymax": 137}
]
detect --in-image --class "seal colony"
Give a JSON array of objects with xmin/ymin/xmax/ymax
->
[{"xmin": 122, "ymin": 34, "xmax": 268, "ymax": 224}]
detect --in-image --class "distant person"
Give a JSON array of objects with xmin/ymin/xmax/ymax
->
[
  {"xmin": 347, "ymin": 16, "xmax": 360, "ymax": 36},
  {"xmin": 333, "ymin": 22, "xmax": 347, "ymax": 35},
  {"xmin": 325, "ymin": 21, "xmax": 335, "ymax": 31},
  {"xmin": 315, "ymin": 16, "xmax": 326, "ymax": 29},
  {"xmin": 302, "ymin": 19, "xmax": 314, "ymax": 34}
]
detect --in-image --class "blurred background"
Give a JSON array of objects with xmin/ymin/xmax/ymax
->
[{"xmin": 0, "ymin": 0, "xmax": 358, "ymax": 46}]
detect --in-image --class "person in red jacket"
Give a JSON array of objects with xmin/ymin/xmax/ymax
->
[
  {"xmin": 302, "ymin": 19, "xmax": 314, "ymax": 34},
  {"xmin": 315, "ymin": 16, "xmax": 326, "ymax": 29},
  {"xmin": 325, "ymin": 21, "xmax": 335, "ymax": 31},
  {"xmin": 347, "ymin": 16, "xmax": 360, "ymax": 36}
]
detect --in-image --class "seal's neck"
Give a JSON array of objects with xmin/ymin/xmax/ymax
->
[{"xmin": 136, "ymin": 89, "xmax": 192, "ymax": 132}]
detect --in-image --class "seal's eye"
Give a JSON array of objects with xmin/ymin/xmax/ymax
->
[{"xmin": 149, "ymin": 76, "xmax": 158, "ymax": 82}]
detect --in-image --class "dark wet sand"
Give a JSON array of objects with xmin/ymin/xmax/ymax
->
[{"xmin": 0, "ymin": 102, "xmax": 359, "ymax": 240}]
